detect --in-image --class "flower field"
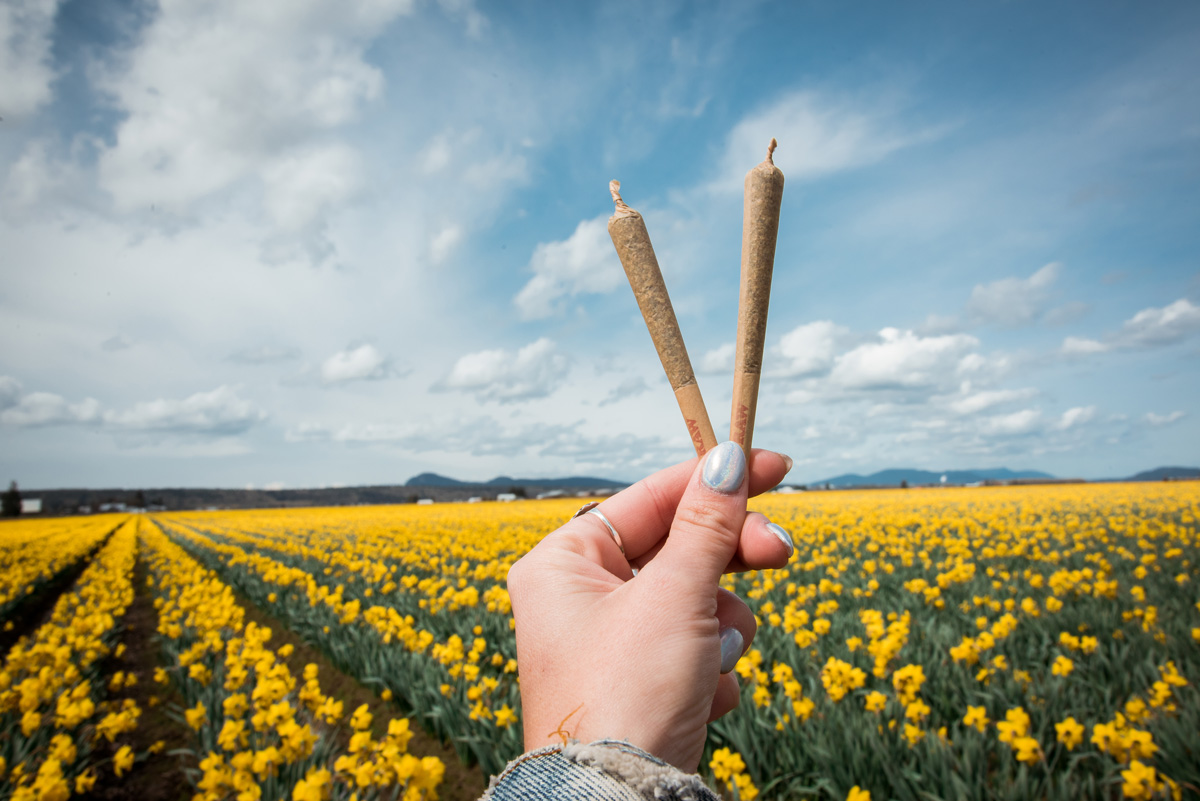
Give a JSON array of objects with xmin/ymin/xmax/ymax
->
[{"xmin": 1, "ymin": 480, "xmax": 1197, "ymax": 800}]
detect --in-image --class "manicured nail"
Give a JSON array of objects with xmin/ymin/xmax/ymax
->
[
  {"xmin": 767, "ymin": 522, "xmax": 794, "ymax": 558},
  {"xmin": 702, "ymin": 441, "xmax": 746, "ymax": 494},
  {"xmin": 719, "ymin": 628, "xmax": 744, "ymax": 674},
  {"xmin": 780, "ymin": 453, "xmax": 793, "ymax": 473}
]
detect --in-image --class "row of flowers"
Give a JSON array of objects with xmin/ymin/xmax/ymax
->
[
  {"xmin": 0, "ymin": 516, "xmax": 140, "ymax": 800},
  {"xmin": 0, "ymin": 514, "xmax": 125, "ymax": 624},
  {"xmin": 140, "ymin": 518, "xmax": 445, "ymax": 800},
  {"xmin": 153, "ymin": 515, "xmax": 524, "ymax": 777}
]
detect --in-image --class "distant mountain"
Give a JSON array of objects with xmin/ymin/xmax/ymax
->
[
  {"xmin": 1126, "ymin": 466, "xmax": 1200, "ymax": 481},
  {"xmin": 404, "ymin": 472, "xmax": 470, "ymax": 487},
  {"xmin": 810, "ymin": 468, "xmax": 1055, "ymax": 488},
  {"xmin": 405, "ymin": 472, "xmax": 626, "ymax": 490}
]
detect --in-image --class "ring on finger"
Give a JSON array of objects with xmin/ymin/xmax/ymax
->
[{"xmin": 572, "ymin": 502, "xmax": 625, "ymax": 555}]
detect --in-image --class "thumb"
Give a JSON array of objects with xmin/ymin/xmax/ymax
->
[{"xmin": 645, "ymin": 441, "xmax": 749, "ymax": 591}]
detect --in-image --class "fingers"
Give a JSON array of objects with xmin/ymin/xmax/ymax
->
[
  {"xmin": 640, "ymin": 442, "xmax": 748, "ymax": 591},
  {"xmin": 728, "ymin": 512, "xmax": 794, "ymax": 572},
  {"xmin": 708, "ymin": 587, "xmax": 756, "ymax": 721},
  {"xmin": 629, "ymin": 512, "xmax": 793, "ymax": 574},
  {"xmin": 574, "ymin": 448, "xmax": 789, "ymax": 564}
]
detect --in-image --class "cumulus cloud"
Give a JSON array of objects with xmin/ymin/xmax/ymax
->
[
  {"xmin": 514, "ymin": 216, "xmax": 624, "ymax": 319},
  {"xmin": 1061, "ymin": 336, "xmax": 1110, "ymax": 356},
  {"xmin": 775, "ymin": 320, "xmax": 848, "ymax": 377},
  {"xmin": 830, "ymin": 328, "xmax": 980, "ymax": 390},
  {"xmin": 1056, "ymin": 406, "xmax": 1096, "ymax": 430},
  {"xmin": 435, "ymin": 337, "xmax": 569, "ymax": 402},
  {"xmin": 0, "ymin": 378, "xmax": 264, "ymax": 435},
  {"xmin": 0, "ymin": 391, "xmax": 102, "ymax": 427},
  {"xmin": 946, "ymin": 386, "xmax": 1038, "ymax": 415},
  {"xmin": 700, "ymin": 343, "xmax": 735, "ymax": 374},
  {"xmin": 0, "ymin": 0, "xmax": 60, "ymax": 120},
  {"xmin": 711, "ymin": 90, "xmax": 947, "ymax": 192},
  {"xmin": 1117, "ymin": 298, "xmax": 1200, "ymax": 346},
  {"xmin": 1145, "ymin": 410, "xmax": 1185, "ymax": 426},
  {"xmin": 966, "ymin": 262, "xmax": 1060, "ymax": 327},
  {"xmin": 1060, "ymin": 298, "xmax": 1200, "ymax": 355},
  {"xmin": 104, "ymin": 385, "xmax": 265, "ymax": 434},
  {"xmin": 94, "ymin": 0, "xmax": 413, "ymax": 225},
  {"xmin": 320, "ymin": 344, "xmax": 389, "ymax": 384},
  {"xmin": 260, "ymin": 144, "xmax": 362, "ymax": 231},
  {"xmin": 981, "ymin": 409, "xmax": 1041, "ymax": 435}
]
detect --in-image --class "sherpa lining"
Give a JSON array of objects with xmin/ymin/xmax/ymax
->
[{"xmin": 562, "ymin": 740, "xmax": 718, "ymax": 801}]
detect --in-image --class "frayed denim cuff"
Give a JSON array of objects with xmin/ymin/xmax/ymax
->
[{"xmin": 483, "ymin": 740, "xmax": 721, "ymax": 801}]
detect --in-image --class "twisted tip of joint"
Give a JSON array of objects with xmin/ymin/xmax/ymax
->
[
  {"xmin": 609, "ymin": 180, "xmax": 630, "ymax": 212},
  {"xmin": 767, "ymin": 138, "xmax": 778, "ymax": 164}
]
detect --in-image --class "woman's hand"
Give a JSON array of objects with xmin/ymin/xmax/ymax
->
[{"xmin": 506, "ymin": 443, "xmax": 794, "ymax": 772}]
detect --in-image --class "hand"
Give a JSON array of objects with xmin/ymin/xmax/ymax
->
[{"xmin": 506, "ymin": 443, "xmax": 795, "ymax": 771}]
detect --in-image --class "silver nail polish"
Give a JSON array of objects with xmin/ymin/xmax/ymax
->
[
  {"xmin": 702, "ymin": 441, "xmax": 746, "ymax": 494},
  {"xmin": 719, "ymin": 628, "xmax": 744, "ymax": 674},
  {"xmin": 767, "ymin": 522, "xmax": 794, "ymax": 558}
]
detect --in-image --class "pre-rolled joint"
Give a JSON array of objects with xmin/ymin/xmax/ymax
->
[{"xmin": 609, "ymin": 180, "xmax": 635, "ymax": 218}]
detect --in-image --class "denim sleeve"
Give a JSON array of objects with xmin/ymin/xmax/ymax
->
[{"xmin": 482, "ymin": 740, "xmax": 722, "ymax": 801}]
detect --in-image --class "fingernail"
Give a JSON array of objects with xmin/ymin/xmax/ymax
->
[
  {"xmin": 719, "ymin": 628, "xmax": 744, "ymax": 674},
  {"xmin": 780, "ymin": 453, "xmax": 793, "ymax": 473},
  {"xmin": 702, "ymin": 441, "xmax": 746, "ymax": 494},
  {"xmin": 767, "ymin": 522, "xmax": 794, "ymax": 558}
]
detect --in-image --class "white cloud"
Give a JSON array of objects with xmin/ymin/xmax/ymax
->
[
  {"xmin": 981, "ymin": 409, "xmax": 1041, "ymax": 435},
  {"xmin": 0, "ymin": 378, "xmax": 264, "ymax": 436},
  {"xmin": 95, "ymin": 0, "xmax": 412, "ymax": 217},
  {"xmin": 429, "ymin": 224, "xmax": 464, "ymax": 265},
  {"xmin": 830, "ymin": 328, "xmax": 979, "ymax": 390},
  {"xmin": 260, "ymin": 144, "xmax": 362, "ymax": 231},
  {"xmin": 320, "ymin": 344, "xmax": 389, "ymax": 384},
  {"xmin": 514, "ymin": 216, "xmax": 624, "ymax": 319},
  {"xmin": 0, "ymin": 0, "xmax": 60, "ymax": 119},
  {"xmin": 966, "ymin": 262, "xmax": 1059, "ymax": 327},
  {"xmin": 0, "ymin": 391, "xmax": 102, "ymax": 427},
  {"xmin": 701, "ymin": 343, "xmax": 735, "ymax": 373},
  {"xmin": 103, "ymin": 386, "xmax": 265, "ymax": 434},
  {"xmin": 1061, "ymin": 336, "xmax": 1110, "ymax": 355},
  {"xmin": 1056, "ymin": 406, "xmax": 1096, "ymax": 430},
  {"xmin": 1117, "ymin": 298, "xmax": 1200, "ymax": 346},
  {"xmin": 1060, "ymin": 298, "xmax": 1200, "ymax": 356},
  {"xmin": 1145, "ymin": 410, "xmax": 1185, "ymax": 426},
  {"xmin": 436, "ymin": 337, "xmax": 569, "ymax": 402},
  {"xmin": 947, "ymin": 386, "xmax": 1038, "ymax": 415},
  {"xmin": 775, "ymin": 320, "xmax": 847, "ymax": 377},
  {"xmin": 711, "ymin": 90, "xmax": 947, "ymax": 192}
]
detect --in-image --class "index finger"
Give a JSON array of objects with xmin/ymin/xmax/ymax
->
[{"xmin": 570, "ymin": 449, "xmax": 790, "ymax": 562}]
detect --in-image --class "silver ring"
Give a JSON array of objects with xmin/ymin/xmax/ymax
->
[{"xmin": 572, "ymin": 502, "xmax": 624, "ymax": 555}]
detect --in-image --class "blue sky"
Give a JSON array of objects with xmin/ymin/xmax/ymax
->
[{"xmin": 1, "ymin": 0, "xmax": 1197, "ymax": 489}]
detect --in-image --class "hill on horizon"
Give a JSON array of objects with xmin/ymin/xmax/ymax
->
[{"xmin": 1126, "ymin": 466, "xmax": 1200, "ymax": 481}]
